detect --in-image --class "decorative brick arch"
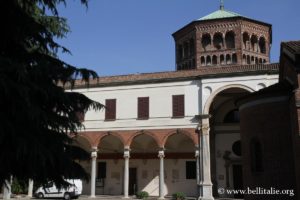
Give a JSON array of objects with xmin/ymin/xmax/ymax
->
[
  {"xmin": 127, "ymin": 130, "xmax": 160, "ymax": 148},
  {"xmin": 76, "ymin": 132, "xmax": 96, "ymax": 149},
  {"xmin": 203, "ymin": 84, "xmax": 255, "ymax": 115},
  {"xmin": 162, "ymin": 129, "xmax": 198, "ymax": 147},
  {"xmin": 98, "ymin": 131, "xmax": 126, "ymax": 148},
  {"xmin": 70, "ymin": 133, "xmax": 93, "ymax": 149}
]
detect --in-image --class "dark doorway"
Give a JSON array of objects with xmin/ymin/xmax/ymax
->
[
  {"xmin": 129, "ymin": 168, "xmax": 137, "ymax": 195},
  {"xmin": 232, "ymin": 164, "xmax": 244, "ymax": 198}
]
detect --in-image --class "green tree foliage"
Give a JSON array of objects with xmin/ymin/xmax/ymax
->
[{"xmin": 0, "ymin": 0, "xmax": 103, "ymax": 186}]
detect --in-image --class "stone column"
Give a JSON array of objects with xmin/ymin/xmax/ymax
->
[
  {"xmin": 27, "ymin": 179, "xmax": 34, "ymax": 198},
  {"xmin": 90, "ymin": 148, "xmax": 98, "ymax": 198},
  {"xmin": 158, "ymin": 149, "xmax": 165, "ymax": 200},
  {"xmin": 198, "ymin": 122, "xmax": 214, "ymax": 200},
  {"xmin": 123, "ymin": 147, "xmax": 130, "ymax": 199},
  {"xmin": 195, "ymin": 149, "xmax": 200, "ymax": 195}
]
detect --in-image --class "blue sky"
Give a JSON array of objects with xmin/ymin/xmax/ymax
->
[{"xmin": 57, "ymin": 0, "xmax": 300, "ymax": 76}]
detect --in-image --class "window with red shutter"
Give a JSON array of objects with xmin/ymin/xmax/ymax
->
[
  {"xmin": 172, "ymin": 95, "xmax": 184, "ymax": 117},
  {"xmin": 138, "ymin": 97, "xmax": 149, "ymax": 119},
  {"xmin": 105, "ymin": 99, "xmax": 116, "ymax": 120}
]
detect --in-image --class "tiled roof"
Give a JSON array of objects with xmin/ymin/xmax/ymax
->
[
  {"xmin": 198, "ymin": 9, "xmax": 242, "ymax": 21},
  {"xmin": 70, "ymin": 63, "xmax": 279, "ymax": 89},
  {"xmin": 282, "ymin": 41, "xmax": 300, "ymax": 54}
]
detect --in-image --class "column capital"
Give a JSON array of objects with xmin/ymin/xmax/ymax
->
[
  {"xmin": 158, "ymin": 150, "xmax": 165, "ymax": 158},
  {"xmin": 91, "ymin": 148, "xmax": 98, "ymax": 158},
  {"xmin": 195, "ymin": 150, "xmax": 200, "ymax": 158},
  {"xmin": 197, "ymin": 124, "xmax": 210, "ymax": 135},
  {"xmin": 124, "ymin": 148, "xmax": 130, "ymax": 158}
]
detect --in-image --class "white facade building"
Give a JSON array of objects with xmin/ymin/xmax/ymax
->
[{"xmin": 72, "ymin": 5, "xmax": 280, "ymax": 200}]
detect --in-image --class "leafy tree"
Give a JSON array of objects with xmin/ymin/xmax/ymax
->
[{"xmin": 0, "ymin": 0, "xmax": 103, "ymax": 187}]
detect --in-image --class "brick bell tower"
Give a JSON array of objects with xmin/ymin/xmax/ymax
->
[{"xmin": 172, "ymin": 3, "xmax": 272, "ymax": 70}]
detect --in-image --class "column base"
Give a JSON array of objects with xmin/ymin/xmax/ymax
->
[
  {"xmin": 198, "ymin": 183, "xmax": 214, "ymax": 200},
  {"xmin": 122, "ymin": 197, "xmax": 130, "ymax": 199},
  {"xmin": 89, "ymin": 195, "xmax": 96, "ymax": 198},
  {"xmin": 158, "ymin": 197, "xmax": 165, "ymax": 200}
]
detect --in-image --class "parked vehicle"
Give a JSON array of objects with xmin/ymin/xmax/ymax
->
[{"xmin": 34, "ymin": 179, "xmax": 82, "ymax": 199}]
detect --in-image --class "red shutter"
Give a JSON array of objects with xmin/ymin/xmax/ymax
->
[
  {"xmin": 173, "ymin": 95, "xmax": 184, "ymax": 117},
  {"xmin": 138, "ymin": 97, "xmax": 149, "ymax": 119},
  {"xmin": 105, "ymin": 99, "xmax": 116, "ymax": 120}
]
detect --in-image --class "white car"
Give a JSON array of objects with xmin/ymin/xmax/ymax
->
[{"xmin": 34, "ymin": 179, "xmax": 82, "ymax": 199}]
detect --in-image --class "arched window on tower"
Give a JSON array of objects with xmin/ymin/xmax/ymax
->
[
  {"xmin": 192, "ymin": 59, "xmax": 195, "ymax": 69},
  {"xmin": 202, "ymin": 34, "xmax": 212, "ymax": 51},
  {"xmin": 243, "ymin": 32, "xmax": 250, "ymax": 50},
  {"xmin": 225, "ymin": 31, "xmax": 235, "ymax": 49},
  {"xmin": 251, "ymin": 35, "xmax": 258, "ymax": 52},
  {"xmin": 183, "ymin": 42, "xmax": 189, "ymax": 58},
  {"xmin": 226, "ymin": 54, "xmax": 231, "ymax": 64},
  {"xmin": 201, "ymin": 56, "xmax": 206, "ymax": 66},
  {"xmin": 177, "ymin": 45, "xmax": 183, "ymax": 61},
  {"xmin": 247, "ymin": 55, "xmax": 250, "ymax": 64},
  {"xmin": 212, "ymin": 55, "xmax": 218, "ymax": 65},
  {"xmin": 220, "ymin": 55, "xmax": 225, "ymax": 65},
  {"xmin": 242, "ymin": 54, "xmax": 246, "ymax": 64},
  {"xmin": 206, "ymin": 56, "xmax": 212, "ymax": 66},
  {"xmin": 250, "ymin": 138, "xmax": 264, "ymax": 173},
  {"xmin": 232, "ymin": 53, "xmax": 237, "ymax": 64},
  {"xmin": 213, "ymin": 32, "xmax": 224, "ymax": 50},
  {"xmin": 259, "ymin": 37, "xmax": 266, "ymax": 54},
  {"xmin": 251, "ymin": 56, "xmax": 254, "ymax": 64},
  {"xmin": 258, "ymin": 58, "xmax": 262, "ymax": 64},
  {"xmin": 255, "ymin": 57, "xmax": 258, "ymax": 64},
  {"xmin": 189, "ymin": 38, "xmax": 195, "ymax": 56}
]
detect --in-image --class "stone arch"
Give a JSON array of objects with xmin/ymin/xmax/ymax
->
[
  {"xmin": 130, "ymin": 131, "xmax": 160, "ymax": 154},
  {"xmin": 213, "ymin": 32, "xmax": 224, "ymax": 50},
  {"xmin": 251, "ymin": 35, "xmax": 258, "ymax": 52},
  {"xmin": 98, "ymin": 131, "xmax": 126, "ymax": 148},
  {"xmin": 73, "ymin": 134, "xmax": 94, "ymax": 152},
  {"xmin": 225, "ymin": 31, "xmax": 235, "ymax": 49},
  {"xmin": 212, "ymin": 55, "xmax": 218, "ymax": 65},
  {"xmin": 202, "ymin": 33, "xmax": 212, "ymax": 51},
  {"xmin": 77, "ymin": 132, "xmax": 102, "ymax": 148},
  {"xmin": 163, "ymin": 129, "xmax": 197, "ymax": 147},
  {"xmin": 203, "ymin": 84, "xmax": 255, "ymax": 114},
  {"xmin": 243, "ymin": 32, "xmax": 250, "ymax": 49},
  {"xmin": 98, "ymin": 132, "xmax": 124, "ymax": 154},
  {"xmin": 255, "ymin": 57, "xmax": 258, "ymax": 64},
  {"xmin": 259, "ymin": 37, "xmax": 266, "ymax": 54},
  {"xmin": 259, "ymin": 58, "xmax": 262, "ymax": 64},
  {"xmin": 127, "ymin": 130, "xmax": 161, "ymax": 148}
]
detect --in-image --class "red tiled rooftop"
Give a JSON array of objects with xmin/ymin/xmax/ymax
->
[{"xmin": 70, "ymin": 63, "xmax": 279, "ymax": 89}]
